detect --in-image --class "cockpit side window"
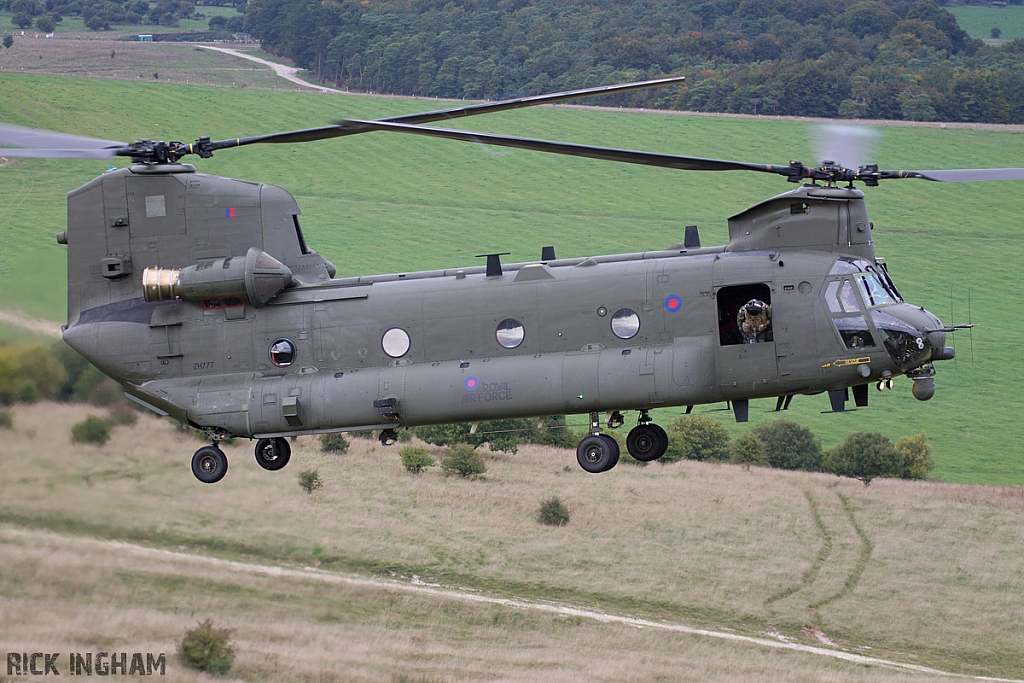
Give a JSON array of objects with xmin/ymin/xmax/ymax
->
[
  {"xmin": 826, "ymin": 279, "xmax": 861, "ymax": 313},
  {"xmin": 834, "ymin": 316, "xmax": 876, "ymax": 349},
  {"xmin": 824, "ymin": 277, "xmax": 876, "ymax": 351}
]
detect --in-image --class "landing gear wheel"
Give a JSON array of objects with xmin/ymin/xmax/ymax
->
[
  {"xmin": 192, "ymin": 445, "xmax": 228, "ymax": 484},
  {"xmin": 576, "ymin": 434, "xmax": 620, "ymax": 473},
  {"xmin": 626, "ymin": 423, "xmax": 668, "ymax": 462},
  {"xmin": 254, "ymin": 437, "xmax": 291, "ymax": 471}
]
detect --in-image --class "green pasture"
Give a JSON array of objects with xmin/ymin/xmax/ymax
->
[
  {"xmin": 1, "ymin": 73, "xmax": 1023, "ymax": 484},
  {"xmin": 1, "ymin": 5, "xmax": 239, "ymax": 34},
  {"xmin": 949, "ymin": 4, "xmax": 1024, "ymax": 40}
]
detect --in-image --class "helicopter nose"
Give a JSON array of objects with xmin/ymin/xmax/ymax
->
[{"xmin": 870, "ymin": 305, "xmax": 950, "ymax": 373}]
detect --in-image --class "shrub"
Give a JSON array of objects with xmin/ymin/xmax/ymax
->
[
  {"xmin": 730, "ymin": 432, "xmax": 768, "ymax": 469},
  {"xmin": 537, "ymin": 497, "xmax": 570, "ymax": 526},
  {"xmin": 70, "ymin": 415, "xmax": 111, "ymax": 446},
  {"xmin": 823, "ymin": 431, "xmax": 901, "ymax": 486},
  {"xmin": 320, "ymin": 433, "xmax": 349, "ymax": 454},
  {"xmin": 663, "ymin": 414, "xmax": 731, "ymax": 463},
  {"xmin": 106, "ymin": 405, "xmax": 138, "ymax": 427},
  {"xmin": 441, "ymin": 443, "xmax": 486, "ymax": 478},
  {"xmin": 0, "ymin": 343, "xmax": 66, "ymax": 405},
  {"xmin": 297, "ymin": 468, "xmax": 323, "ymax": 494},
  {"xmin": 399, "ymin": 446, "xmax": 436, "ymax": 473},
  {"xmin": 35, "ymin": 14, "xmax": 55, "ymax": 32},
  {"xmin": 418, "ymin": 417, "xmax": 575, "ymax": 454},
  {"xmin": 178, "ymin": 619, "xmax": 234, "ymax": 675},
  {"xmin": 895, "ymin": 431, "xmax": 934, "ymax": 480},
  {"xmin": 751, "ymin": 419, "xmax": 823, "ymax": 471},
  {"xmin": 0, "ymin": 410, "xmax": 11, "ymax": 429},
  {"xmin": 531, "ymin": 416, "xmax": 577, "ymax": 449}
]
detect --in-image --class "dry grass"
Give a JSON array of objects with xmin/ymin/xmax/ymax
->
[
  {"xmin": 0, "ymin": 36, "xmax": 309, "ymax": 91},
  {"xmin": 1, "ymin": 402, "xmax": 1023, "ymax": 681}
]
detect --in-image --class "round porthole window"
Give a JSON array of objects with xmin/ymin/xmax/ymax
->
[
  {"xmin": 269, "ymin": 338, "xmax": 296, "ymax": 367},
  {"xmin": 610, "ymin": 309, "xmax": 640, "ymax": 339},
  {"xmin": 495, "ymin": 318, "xmax": 525, "ymax": 349},
  {"xmin": 382, "ymin": 327, "xmax": 411, "ymax": 358}
]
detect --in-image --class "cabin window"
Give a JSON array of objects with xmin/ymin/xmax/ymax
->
[
  {"xmin": 717, "ymin": 284, "xmax": 772, "ymax": 346},
  {"xmin": 495, "ymin": 318, "xmax": 525, "ymax": 349},
  {"xmin": 610, "ymin": 309, "xmax": 640, "ymax": 339},
  {"xmin": 269, "ymin": 339, "xmax": 296, "ymax": 366},
  {"xmin": 382, "ymin": 327, "xmax": 411, "ymax": 358}
]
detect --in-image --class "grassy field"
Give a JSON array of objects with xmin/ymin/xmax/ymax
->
[
  {"xmin": 0, "ymin": 37, "xmax": 307, "ymax": 90},
  {"xmin": 2, "ymin": 63, "xmax": 1023, "ymax": 483},
  {"xmin": 1, "ymin": 402, "xmax": 1022, "ymax": 681},
  {"xmin": 949, "ymin": 4, "xmax": 1024, "ymax": 40},
  {"xmin": 0, "ymin": 45, "xmax": 1023, "ymax": 682},
  {"xmin": 0, "ymin": 5, "xmax": 239, "ymax": 34}
]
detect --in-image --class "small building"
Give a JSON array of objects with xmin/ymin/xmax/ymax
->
[{"xmin": 138, "ymin": 34, "xmax": 153, "ymax": 42}]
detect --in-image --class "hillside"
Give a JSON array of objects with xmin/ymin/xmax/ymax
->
[
  {"xmin": 242, "ymin": 0, "xmax": 1024, "ymax": 123},
  {"xmin": 2, "ymin": 64, "xmax": 1024, "ymax": 484},
  {"xmin": 1, "ymin": 402, "xmax": 1022, "ymax": 681}
]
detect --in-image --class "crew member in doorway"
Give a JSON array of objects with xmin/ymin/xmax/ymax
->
[{"xmin": 737, "ymin": 299, "xmax": 772, "ymax": 343}]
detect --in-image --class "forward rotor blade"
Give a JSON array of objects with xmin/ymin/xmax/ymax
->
[
  {"xmin": 206, "ymin": 76, "xmax": 686, "ymax": 151},
  {"xmin": 342, "ymin": 119, "xmax": 1024, "ymax": 186},
  {"xmin": 879, "ymin": 168, "xmax": 1024, "ymax": 182},
  {"xmin": 336, "ymin": 119, "xmax": 794, "ymax": 175},
  {"xmin": 0, "ymin": 122, "xmax": 126, "ymax": 159}
]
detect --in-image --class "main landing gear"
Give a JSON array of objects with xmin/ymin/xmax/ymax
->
[
  {"xmin": 575, "ymin": 410, "xmax": 668, "ymax": 473},
  {"xmin": 192, "ymin": 445, "xmax": 228, "ymax": 484},
  {"xmin": 190, "ymin": 434, "xmax": 293, "ymax": 483}
]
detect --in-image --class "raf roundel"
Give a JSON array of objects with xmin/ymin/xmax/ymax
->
[
  {"xmin": 464, "ymin": 376, "xmax": 479, "ymax": 391},
  {"xmin": 664, "ymin": 294, "xmax": 682, "ymax": 312}
]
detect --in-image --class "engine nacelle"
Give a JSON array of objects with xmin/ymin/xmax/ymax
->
[{"xmin": 142, "ymin": 247, "xmax": 292, "ymax": 308}]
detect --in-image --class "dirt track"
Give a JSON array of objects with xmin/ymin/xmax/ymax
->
[{"xmin": 2, "ymin": 524, "xmax": 1018, "ymax": 682}]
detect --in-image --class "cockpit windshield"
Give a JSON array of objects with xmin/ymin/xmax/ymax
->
[
  {"xmin": 828, "ymin": 258, "xmax": 903, "ymax": 308},
  {"xmin": 859, "ymin": 272, "xmax": 898, "ymax": 307}
]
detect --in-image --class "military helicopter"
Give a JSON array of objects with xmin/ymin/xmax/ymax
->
[{"xmin": 2, "ymin": 75, "xmax": 1021, "ymax": 484}]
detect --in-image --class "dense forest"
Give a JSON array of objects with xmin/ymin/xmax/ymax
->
[{"xmin": 241, "ymin": 0, "xmax": 1024, "ymax": 123}]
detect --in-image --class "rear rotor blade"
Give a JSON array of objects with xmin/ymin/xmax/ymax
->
[
  {"xmin": 0, "ymin": 147, "xmax": 120, "ymax": 159},
  {"xmin": 0, "ymin": 122, "xmax": 125, "ymax": 159},
  {"xmin": 0, "ymin": 122, "xmax": 125, "ymax": 151},
  {"xmin": 206, "ymin": 76, "xmax": 686, "ymax": 151}
]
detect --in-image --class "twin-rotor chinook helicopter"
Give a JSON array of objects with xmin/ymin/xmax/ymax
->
[{"xmin": 3, "ymin": 76, "xmax": 1020, "ymax": 483}]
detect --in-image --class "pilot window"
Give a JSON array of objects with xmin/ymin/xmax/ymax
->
[
  {"xmin": 834, "ymin": 316, "xmax": 875, "ymax": 349},
  {"xmin": 825, "ymin": 279, "xmax": 862, "ymax": 313},
  {"xmin": 717, "ymin": 284, "xmax": 772, "ymax": 346}
]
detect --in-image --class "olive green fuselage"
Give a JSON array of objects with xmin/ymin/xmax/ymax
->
[{"xmin": 61, "ymin": 165, "xmax": 946, "ymax": 438}]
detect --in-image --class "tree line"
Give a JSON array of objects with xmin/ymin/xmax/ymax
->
[
  {"xmin": 7, "ymin": 0, "xmax": 1022, "ymax": 123},
  {"xmin": 239, "ymin": 0, "xmax": 1024, "ymax": 124},
  {"xmin": 2, "ymin": 0, "xmax": 237, "ymax": 32}
]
